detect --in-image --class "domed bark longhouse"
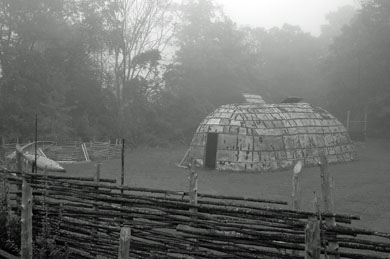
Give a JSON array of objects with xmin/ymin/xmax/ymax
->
[{"xmin": 182, "ymin": 96, "xmax": 356, "ymax": 172}]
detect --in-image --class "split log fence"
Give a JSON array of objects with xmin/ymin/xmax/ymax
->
[{"xmin": 1, "ymin": 161, "xmax": 390, "ymax": 258}]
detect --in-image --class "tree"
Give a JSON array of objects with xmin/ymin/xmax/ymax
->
[
  {"xmin": 322, "ymin": 0, "xmax": 390, "ymax": 136},
  {"xmin": 0, "ymin": 0, "xmax": 115, "ymax": 141},
  {"xmin": 162, "ymin": 0, "xmax": 262, "ymax": 139},
  {"xmin": 241, "ymin": 24, "xmax": 324, "ymax": 104},
  {"xmin": 320, "ymin": 5, "xmax": 356, "ymax": 47},
  {"xmin": 78, "ymin": 0, "xmax": 176, "ymax": 140}
]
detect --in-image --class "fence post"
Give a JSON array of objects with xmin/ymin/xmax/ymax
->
[
  {"xmin": 319, "ymin": 156, "xmax": 339, "ymax": 259},
  {"xmin": 16, "ymin": 148, "xmax": 23, "ymax": 172},
  {"xmin": 21, "ymin": 178, "xmax": 33, "ymax": 259},
  {"xmin": 346, "ymin": 110, "xmax": 351, "ymax": 130},
  {"xmin": 305, "ymin": 215, "xmax": 320, "ymax": 259},
  {"xmin": 188, "ymin": 159, "xmax": 198, "ymax": 251},
  {"xmin": 4, "ymin": 175, "xmax": 10, "ymax": 218},
  {"xmin": 118, "ymin": 227, "xmax": 131, "ymax": 259},
  {"xmin": 189, "ymin": 159, "xmax": 198, "ymax": 219},
  {"xmin": 91, "ymin": 163, "xmax": 100, "ymax": 258},
  {"xmin": 121, "ymin": 139, "xmax": 125, "ymax": 190},
  {"xmin": 291, "ymin": 160, "xmax": 303, "ymax": 256},
  {"xmin": 43, "ymin": 166, "xmax": 49, "ymax": 259},
  {"xmin": 1, "ymin": 174, "xmax": 11, "ymax": 236},
  {"xmin": 292, "ymin": 160, "xmax": 303, "ymax": 210},
  {"xmin": 16, "ymin": 149, "xmax": 23, "ymax": 208}
]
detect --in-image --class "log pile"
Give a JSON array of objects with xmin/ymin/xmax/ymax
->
[{"xmin": 1, "ymin": 170, "xmax": 390, "ymax": 259}]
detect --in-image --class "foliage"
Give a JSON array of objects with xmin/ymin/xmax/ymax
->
[
  {"xmin": 320, "ymin": 5, "xmax": 356, "ymax": 47},
  {"xmin": 242, "ymin": 25, "xmax": 324, "ymax": 104},
  {"xmin": 0, "ymin": 188, "xmax": 69, "ymax": 259},
  {"xmin": 33, "ymin": 217, "xmax": 70, "ymax": 259},
  {"xmin": 322, "ymin": 0, "xmax": 390, "ymax": 136},
  {"xmin": 0, "ymin": 0, "xmax": 390, "ymax": 145},
  {"xmin": 162, "ymin": 0, "xmax": 251, "ymax": 138},
  {"xmin": 0, "ymin": 191, "xmax": 20, "ymax": 255},
  {"xmin": 0, "ymin": 0, "xmax": 116, "ymax": 141}
]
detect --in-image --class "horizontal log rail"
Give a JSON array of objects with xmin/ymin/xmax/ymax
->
[{"xmin": 1, "ymin": 169, "xmax": 389, "ymax": 259}]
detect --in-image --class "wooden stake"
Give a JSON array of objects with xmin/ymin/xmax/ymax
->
[
  {"xmin": 91, "ymin": 163, "xmax": 100, "ymax": 258},
  {"xmin": 4, "ymin": 176, "xmax": 10, "ymax": 217},
  {"xmin": 319, "ymin": 156, "xmax": 333, "ymax": 212},
  {"xmin": 188, "ymin": 159, "xmax": 199, "ymax": 251},
  {"xmin": 43, "ymin": 166, "xmax": 49, "ymax": 259},
  {"xmin": 121, "ymin": 139, "xmax": 125, "ymax": 192},
  {"xmin": 43, "ymin": 167, "xmax": 48, "ymax": 220},
  {"xmin": 34, "ymin": 114, "xmax": 38, "ymax": 174},
  {"xmin": 2, "ymin": 175, "xmax": 11, "ymax": 237},
  {"xmin": 120, "ymin": 139, "xmax": 125, "ymax": 225},
  {"xmin": 21, "ymin": 179, "xmax": 33, "ymax": 259},
  {"xmin": 189, "ymin": 159, "xmax": 198, "ymax": 219},
  {"xmin": 319, "ymin": 156, "xmax": 339, "ymax": 259},
  {"xmin": 305, "ymin": 215, "xmax": 320, "ymax": 259},
  {"xmin": 118, "ymin": 227, "xmax": 131, "ymax": 259},
  {"xmin": 292, "ymin": 160, "xmax": 303, "ymax": 256},
  {"xmin": 16, "ymin": 149, "xmax": 23, "ymax": 208},
  {"xmin": 16, "ymin": 148, "xmax": 23, "ymax": 172},
  {"xmin": 292, "ymin": 160, "xmax": 303, "ymax": 210}
]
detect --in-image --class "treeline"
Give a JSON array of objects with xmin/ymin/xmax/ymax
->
[{"xmin": 0, "ymin": 0, "xmax": 389, "ymax": 146}]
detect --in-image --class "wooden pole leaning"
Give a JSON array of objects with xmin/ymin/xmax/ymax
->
[
  {"xmin": 319, "ymin": 156, "xmax": 339, "ymax": 259},
  {"xmin": 118, "ymin": 227, "xmax": 131, "ymax": 259},
  {"xmin": 21, "ymin": 177, "xmax": 33, "ymax": 259}
]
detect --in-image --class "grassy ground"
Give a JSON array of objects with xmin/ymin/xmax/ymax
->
[{"xmin": 61, "ymin": 138, "xmax": 390, "ymax": 233}]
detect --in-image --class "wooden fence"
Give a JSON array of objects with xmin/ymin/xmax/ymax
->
[
  {"xmin": 0, "ymin": 141, "xmax": 122, "ymax": 162},
  {"xmin": 0, "ymin": 163, "xmax": 390, "ymax": 259},
  {"xmin": 345, "ymin": 110, "xmax": 368, "ymax": 141}
]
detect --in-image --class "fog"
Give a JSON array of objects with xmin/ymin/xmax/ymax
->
[
  {"xmin": 0, "ymin": 0, "xmax": 387, "ymax": 144},
  {"xmin": 1, "ymin": 1, "xmax": 390, "ymax": 258},
  {"xmin": 217, "ymin": 0, "xmax": 358, "ymax": 35}
]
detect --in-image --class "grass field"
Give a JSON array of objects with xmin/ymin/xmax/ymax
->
[{"xmin": 61, "ymin": 138, "xmax": 390, "ymax": 233}]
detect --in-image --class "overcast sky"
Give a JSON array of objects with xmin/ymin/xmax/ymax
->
[{"xmin": 215, "ymin": 0, "xmax": 358, "ymax": 36}]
